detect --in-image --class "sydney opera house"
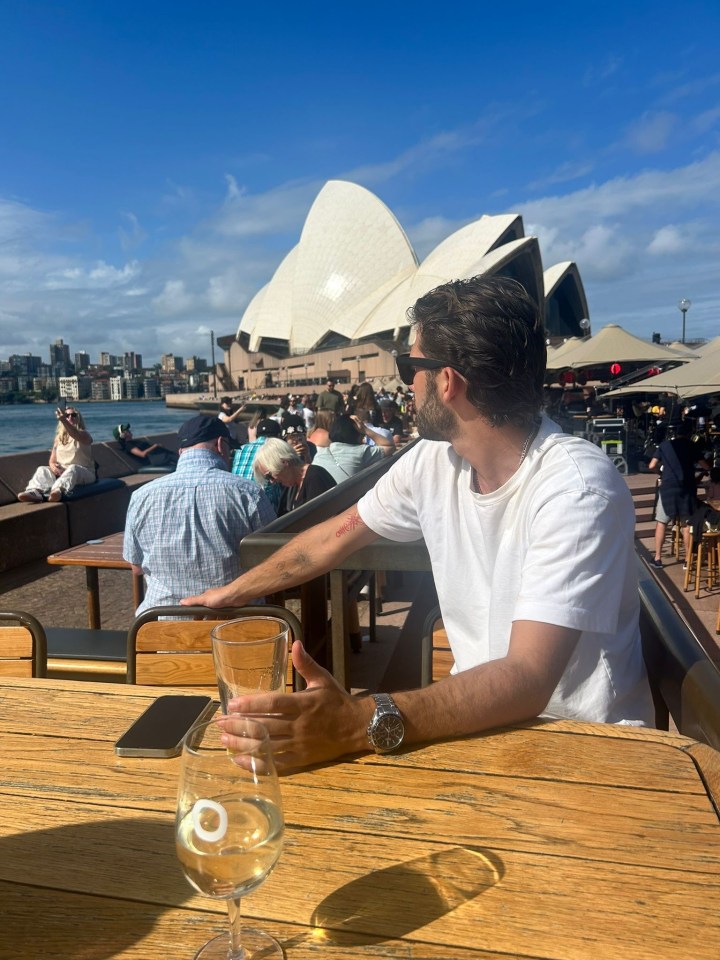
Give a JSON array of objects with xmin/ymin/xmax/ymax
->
[{"xmin": 215, "ymin": 180, "xmax": 590, "ymax": 393}]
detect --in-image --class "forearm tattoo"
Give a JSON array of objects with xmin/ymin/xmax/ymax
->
[
  {"xmin": 275, "ymin": 547, "xmax": 312, "ymax": 582},
  {"xmin": 336, "ymin": 512, "xmax": 362, "ymax": 538}
]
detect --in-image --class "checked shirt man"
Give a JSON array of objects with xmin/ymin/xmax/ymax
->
[{"xmin": 123, "ymin": 415, "xmax": 275, "ymax": 613}]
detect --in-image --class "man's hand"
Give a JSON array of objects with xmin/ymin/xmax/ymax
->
[
  {"xmin": 221, "ymin": 640, "xmax": 370, "ymax": 772},
  {"xmin": 181, "ymin": 584, "xmax": 244, "ymax": 608}
]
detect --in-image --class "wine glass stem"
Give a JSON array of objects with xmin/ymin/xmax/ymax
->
[{"xmin": 226, "ymin": 897, "xmax": 245, "ymax": 959}]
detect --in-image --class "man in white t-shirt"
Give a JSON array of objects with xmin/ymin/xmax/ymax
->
[{"xmin": 184, "ymin": 276, "xmax": 654, "ymax": 771}]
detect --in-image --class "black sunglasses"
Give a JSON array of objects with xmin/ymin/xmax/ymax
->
[
  {"xmin": 66, "ymin": 411, "xmax": 79, "ymax": 418},
  {"xmin": 395, "ymin": 353, "xmax": 464, "ymax": 386}
]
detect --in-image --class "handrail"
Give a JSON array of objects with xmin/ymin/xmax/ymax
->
[{"xmin": 636, "ymin": 555, "xmax": 720, "ymax": 749}]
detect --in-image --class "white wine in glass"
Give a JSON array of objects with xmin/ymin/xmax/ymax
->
[{"xmin": 176, "ymin": 716, "xmax": 284, "ymax": 959}]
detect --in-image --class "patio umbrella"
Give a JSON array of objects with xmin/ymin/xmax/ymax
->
[
  {"xmin": 603, "ymin": 348, "xmax": 720, "ymax": 400},
  {"xmin": 545, "ymin": 323, "xmax": 696, "ymax": 370}
]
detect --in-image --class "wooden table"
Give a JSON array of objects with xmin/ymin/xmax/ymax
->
[
  {"xmin": 47, "ymin": 531, "xmax": 144, "ymax": 628},
  {"xmin": 2, "ymin": 677, "xmax": 719, "ymax": 959}
]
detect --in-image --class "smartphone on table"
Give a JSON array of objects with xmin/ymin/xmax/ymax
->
[{"xmin": 114, "ymin": 695, "xmax": 217, "ymax": 758}]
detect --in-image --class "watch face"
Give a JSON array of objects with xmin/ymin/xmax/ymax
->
[{"xmin": 373, "ymin": 714, "xmax": 404, "ymax": 751}]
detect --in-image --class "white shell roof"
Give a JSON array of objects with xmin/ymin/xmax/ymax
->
[
  {"xmin": 240, "ymin": 246, "xmax": 299, "ymax": 349},
  {"xmin": 235, "ymin": 181, "xmax": 587, "ymax": 352},
  {"xmin": 290, "ymin": 181, "xmax": 417, "ymax": 352},
  {"xmin": 418, "ymin": 214, "xmax": 524, "ymax": 275}
]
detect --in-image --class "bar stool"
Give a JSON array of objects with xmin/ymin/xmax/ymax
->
[
  {"xmin": 684, "ymin": 530, "xmax": 720, "ymax": 598},
  {"xmin": 670, "ymin": 516, "xmax": 683, "ymax": 560}
]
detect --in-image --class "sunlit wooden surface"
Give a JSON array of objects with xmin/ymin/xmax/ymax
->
[{"xmin": 1, "ymin": 677, "xmax": 719, "ymax": 960}]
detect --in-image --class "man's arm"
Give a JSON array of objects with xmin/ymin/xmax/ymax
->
[
  {"xmin": 223, "ymin": 620, "xmax": 580, "ymax": 772},
  {"xmin": 129, "ymin": 443, "xmax": 158, "ymax": 459},
  {"xmin": 181, "ymin": 504, "xmax": 379, "ymax": 607}
]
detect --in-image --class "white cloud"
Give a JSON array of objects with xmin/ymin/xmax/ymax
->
[
  {"xmin": 212, "ymin": 177, "xmax": 319, "ymax": 238},
  {"xmin": 152, "ymin": 279, "xmax": 196, "ymax": 316},
  {"xmin": 647, "ymin": 225, "xmax": 686, "ymax": 255},
  {"xmin": 691, "ymin": 105, "xmax": 720, "ymax": 134},
  {"xmin": 517, "ymin": 154, "xmax": 720, "ymax": 339},
  {"xmin": 623, "ymin": 110, "xmax": 677, "ymax": 153},
  {"xmin": 528, "ymin": 160, "xmax": 595, "ymax": 191},
  {"xmin": 44, "ymin": 260, "xmax": 141, "ymax": 290},
  {"xmin": 118, "ymin": 212, "xmax": 147, "ymax": 251}
]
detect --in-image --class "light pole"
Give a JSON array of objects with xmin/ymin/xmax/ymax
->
[
  {"xmin": 210, "ymin": 329, "xmax": 217, "ymax": 399},
  {"xmin": 579, "ymin": 318, "xmax": 591, "ymax": 339},
  {"xmin": 678, "ymin": 298, "xmax": 691, "ymax": 344}
]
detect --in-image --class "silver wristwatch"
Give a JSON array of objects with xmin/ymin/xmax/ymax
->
[{"xmin": 366, "ymin": 693, "xmax": 405, "ymax": 754}]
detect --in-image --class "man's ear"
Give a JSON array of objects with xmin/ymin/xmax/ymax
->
[{"xmin": 443, "ymin": 366, "xmax": 466, "ymax": 402}]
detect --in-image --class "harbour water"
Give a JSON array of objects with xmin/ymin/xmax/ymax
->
[{"xmin": 0, "ymin": 400, "xmax": 191, "ymax": 456}]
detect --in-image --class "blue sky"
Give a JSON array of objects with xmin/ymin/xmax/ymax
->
[{"xmin": 1, "ymin": 0, "xmax": 719, "ymax": 364}]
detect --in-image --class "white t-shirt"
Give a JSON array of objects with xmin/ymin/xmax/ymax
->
[{"xmin": 357, "ymin": 416, "xmax": 654, "ymax": 725}]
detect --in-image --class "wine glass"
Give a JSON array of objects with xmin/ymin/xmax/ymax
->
[
  {"xmin": 176, "ymin": 715, "xmax": 284, "ymax": 959},
  {"xmin": 211, "ymin": 617, "xmax": 290, "ymax": 713}
]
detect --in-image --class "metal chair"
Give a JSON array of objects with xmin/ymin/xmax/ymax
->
[
  {"xmin": 0, "ymin": 611, "xmax": 47, "ymax": 678},
  {"xmin": 126, "ymin": 604, "xmax": 303, "ymax": 691}
]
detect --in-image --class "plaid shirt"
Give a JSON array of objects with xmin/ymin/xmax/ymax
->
[
  {"xmin": 231, "ymin": 438, "xmax": 267, "ymax": 479},
  {"xmin": 123, "ymin": 448, "xmax": 275, "ymax": 613}
]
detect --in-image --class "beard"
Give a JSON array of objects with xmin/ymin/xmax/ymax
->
[{"xmin": 415, "ymin": 372, "xmax": 457, "ymax": 442}]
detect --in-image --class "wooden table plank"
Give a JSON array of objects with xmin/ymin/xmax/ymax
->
[
  {"xmin": 0, "ymin": 880, "xmax": 513, "ymax": 960},
  {"xmin": 1, "ymin": 741, "xmax": 719, "ymax": 877}
]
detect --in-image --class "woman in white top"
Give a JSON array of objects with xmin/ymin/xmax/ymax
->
[{"xmin": 18, "ymin": 406, "xmax": 95, "ymax": 503}]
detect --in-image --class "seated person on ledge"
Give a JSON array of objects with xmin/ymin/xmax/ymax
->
[
  {"xmin": 114, "ymin": 423, "xmax": 179, "ymax": 471},
  {"xmin": 19, "ymin": 406, "xmax": 95, "ymax": 503},
  {"xmin": 183, "ymin": 275, "xmax": 655, "ymax": 772}
]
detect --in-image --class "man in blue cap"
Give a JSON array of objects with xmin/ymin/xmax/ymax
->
[{"xmin": 123, "ymin": 415, "xmax": 275, "ymax": 612}]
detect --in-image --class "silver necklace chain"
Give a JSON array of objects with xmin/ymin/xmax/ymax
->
[
  {"xmin": 472, "ymin": 419, "xmax": 540, "ymax": 494},
  {"xmin": 518, "ymin": 421, "xmax": 539, "ymax": 467}
]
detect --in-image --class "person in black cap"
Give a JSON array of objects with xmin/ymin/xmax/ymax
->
[
  {"xmin": 113, "ymin": 424, "xmax": 178, "ymax": 472},
  {"xmin": 123, "ymin": 414, "xmax": 275, "ymax": 613}
]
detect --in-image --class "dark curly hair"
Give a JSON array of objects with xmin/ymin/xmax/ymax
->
[{"xmin": 408, "ymin": 275, "xmax": 547, "ymax": 428}]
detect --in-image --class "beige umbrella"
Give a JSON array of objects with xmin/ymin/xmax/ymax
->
[
  {"xmin": 545, "ymin": 337, "xmax": 581, "ymax": 365},
  {"xmin": 603, "ymin": 348, "xmax": 720, "ymax": 400},
  {"xmin": 546, "ymin": 323, "xmax": 696, "ymax": 370}
]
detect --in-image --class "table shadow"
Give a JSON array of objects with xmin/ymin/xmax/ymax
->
[
  {"xmin": 306, "ymin": 845, "xmax": 504, "ymax": 948},
  {"xmin": 0, "ymin": 816, "xmax": 192, "ymax": 959}
]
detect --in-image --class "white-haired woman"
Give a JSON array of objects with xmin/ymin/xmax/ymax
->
[
  {"xmin": 18, "ymin": 406, "xmax": 95, "ymax": 503},
  {"xmin": 254, "ymin": 437, "xmax": 335, "ymax": 516}
]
